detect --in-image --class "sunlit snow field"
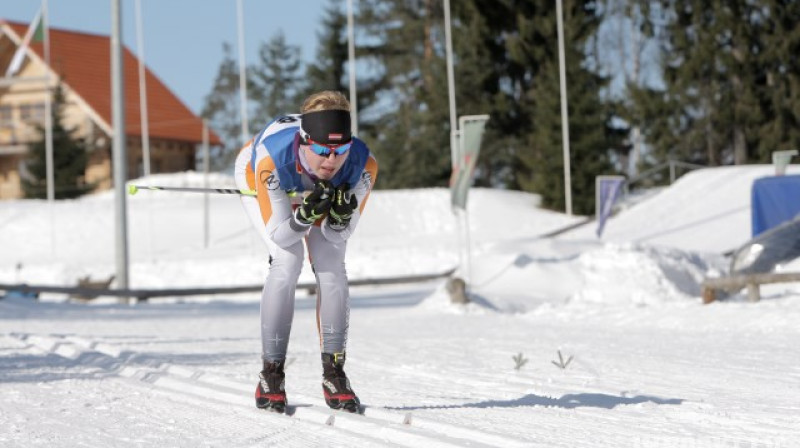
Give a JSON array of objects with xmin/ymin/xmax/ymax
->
[{"xmin": 1, "ymin": 167, "xmax": 798, "ymax": 447}]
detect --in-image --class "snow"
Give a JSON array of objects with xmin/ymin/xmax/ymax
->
[
  {"xmin": 2, "ymin": 168, "xmax": 799, "ymax": 447},
  {"xmin": 563, "ymin": 164, "xmax": 800, "ymax": 254}
]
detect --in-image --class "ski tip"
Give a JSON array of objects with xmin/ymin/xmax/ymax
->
[{"xmin": 128, "ymin": 185, "xmax": 139, "ymax": 195}]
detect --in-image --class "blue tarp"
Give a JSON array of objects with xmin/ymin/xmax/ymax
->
[{"xmin": 751, "ymin": 174, "xmax": 800, "ymax": 237}]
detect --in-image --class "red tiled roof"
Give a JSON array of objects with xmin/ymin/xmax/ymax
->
[{"xmin": 2, "ymin": 20, "xmax": 221, "ymax": 145}]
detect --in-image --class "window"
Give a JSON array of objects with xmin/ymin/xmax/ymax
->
[
  {"xmin": 20, "ymin": 103, "xmax": 45, "ymax": 123},
  {"xmin": 0, "ymin": 105, "xmax": 12, "ymax": 127}
]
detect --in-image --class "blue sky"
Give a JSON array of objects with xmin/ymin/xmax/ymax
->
[{"xmin": 1, "ymin": 0, "xmax": 328, "ymax": 114}]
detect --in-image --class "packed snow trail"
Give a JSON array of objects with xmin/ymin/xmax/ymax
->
[
  {"xmin": 3, "ymin": 171, "xmax": 800, "ymax": 447},
  {"xmin": 3, "ymin": 290, "xmax": 798, "ymax": 447}
]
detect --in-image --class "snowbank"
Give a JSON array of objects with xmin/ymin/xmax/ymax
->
[
  {"xmin": 419, "ymin": 242, "xmax": 726, "ymax": 313},
  {"xmin": 562, "ymin": 164, "xmax": 800, "ymax": 254}
]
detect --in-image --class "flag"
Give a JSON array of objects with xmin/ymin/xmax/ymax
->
[
  {"xmin": 5, "ymin": 8, "xmax": 44, "ymax": 77},
  {"xmin": 450, "ymin": 115, "xmax": 489, "ymax": 210},
  {"xmin": 595, "ymin": 176, "xmax": 625, "ymax": 237},
  {"xmin": 772, "ymin": 149, "xmax": 798, "ymax": 176}
]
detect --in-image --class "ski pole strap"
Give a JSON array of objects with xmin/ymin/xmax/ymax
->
[{"xmin": 128, "ymin": 185, "xmax": 257, "ymax": 196}]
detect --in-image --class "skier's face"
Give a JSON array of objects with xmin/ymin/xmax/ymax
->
[{"xmin": 301, "ymin": 144, "xmax": 349, "ymax": 180}]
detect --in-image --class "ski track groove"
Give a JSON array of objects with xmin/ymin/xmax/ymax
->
[
  {"xmin": 70, "ymin": 335, "xmax": 533, "ymax": 447},
  {"xmin": 358, "ymin": 358, "xmax": 546, "ymax": 402},
  {"xmin": 2, "ymin": 366, "xmax": 312, "ymax": 446},
  {"xmin": 9, "ymin": 333, "xmax": 402, "ymax": 448},
  {"xmin": 166, "ymin": 365, "xmax": 535, "ymax": 447},
  {"xmin": 9, "ymin": 332, "xmax": 532, "ymax": 448},
  {"xmin": 358, "ymin": 352, "xmax": 798, "ymax": 445},
  {"xmin": 13, "ymin": 332, "xmax": 787, "ymax": 446}
]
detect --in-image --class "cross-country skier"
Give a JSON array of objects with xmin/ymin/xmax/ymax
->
[{"xmin": 234, "ymin": 91, "xmax": 378, "ymax": 413}]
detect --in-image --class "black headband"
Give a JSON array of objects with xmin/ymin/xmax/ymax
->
[{"xmin": 300, "ymin": 110, "xmax": 352, "ymax": 145}]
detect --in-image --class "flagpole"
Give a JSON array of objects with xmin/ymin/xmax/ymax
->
[
  {"xmin": 556, "ymin": 0, "xmax": 573, "ymax": 216},
  {"xmin": 134, "ymin": 0, "xmax": 151, "ymax": 179},
  {"xmin": 443, "ymin": 0, "xmax": 467, "ymax": 284},
  {"xmin": 111, "ymin": 0, "xmax": 130, "ymax": 300},
  {"xmin": 236, "ymin": 0, "xmax": 249, "ymax": 145},
  {"xmin": 346, "ymin": 0, "xmax": 358, "ymax": 136},
  {"xmin": 5, "ymin": 8, "xmax": 43, "ymax": 78},
  {"xmin": 134, "ymin": 0, "xmax": 155, "ymax": 260},
  {"xmin": 202, "ymin": 120, "xmax": 210, "ymax": 249},
  {"xmin": 42, "ymin": 0, "xmax": 56, "ymax": 255}
]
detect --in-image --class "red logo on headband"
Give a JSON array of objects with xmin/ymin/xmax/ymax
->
[{"xmin": 328, "ymin": 133, "xmax": 343, "ymax": 140}]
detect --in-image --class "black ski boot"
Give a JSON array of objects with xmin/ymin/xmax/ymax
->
[
  {"xmin": 321, "ymin": 352, "xmax": 361, "ymax": 413},
  {"xmin": 255, "ymin": 360, "xmax": 287, "ymax": 413}
]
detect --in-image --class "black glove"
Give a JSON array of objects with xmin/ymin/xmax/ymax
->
[
  {"xmin": 296, "ymin": 180, "xmax": 333, "ymax": 225},
  {"xmin": 328, "ymin": 183, "xmax": 358, "ymax": 228}
]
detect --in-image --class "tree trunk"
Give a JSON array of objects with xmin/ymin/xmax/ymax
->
[
  {"xmin": 705, "ymin": 116, "xmax": 717, "ymax": 166},
  {"xmin": 423, "ymin": 0, "xmax": 435, "ymax": 94},
  {"xmin": 733, "ymin": 127, "xmax": 747, "ymax": 165},
  {"xmin": 731, "ymin": 71, "xmax": 747, "ymax": 165}
]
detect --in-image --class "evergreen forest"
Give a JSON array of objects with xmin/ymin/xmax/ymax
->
[{"xmin": 202, "ymin": 0, "xmax": 800, "ymax": 215}]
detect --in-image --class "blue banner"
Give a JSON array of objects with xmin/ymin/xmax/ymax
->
[{"xmin": 596, "ymin": 176, "xmax": 625, "ymax": 237}]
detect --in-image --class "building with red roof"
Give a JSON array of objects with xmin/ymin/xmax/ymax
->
[{"xmin": 0, "ymin": 19, "xmax": 221, "ymax": 199}]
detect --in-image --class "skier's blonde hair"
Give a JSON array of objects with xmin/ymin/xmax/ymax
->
[{"xmin": 301, "ymin": 91, "xmax": 351, "ymax": 113}]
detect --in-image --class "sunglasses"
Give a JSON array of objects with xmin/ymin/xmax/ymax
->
[{"xmin": 306, "ymin": 138, "xmax": 352, "ymax": 156}]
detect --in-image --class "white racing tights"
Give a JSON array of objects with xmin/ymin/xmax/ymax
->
[
  {"xmin": 259, "ymin": 228, "xmax": 350, "ymax": 361},
  {"xmin": 240, "ymin": 195, "xmax": 350, "ymax": 362}
]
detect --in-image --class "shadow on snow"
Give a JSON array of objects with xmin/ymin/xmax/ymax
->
[
  {"xmin": 0, "ymin": 286, "xmax": 432, "ymax": 321},
  {"xmin": 0, "ymin": 346, "xmax": 250, "ymax": 384},
  {"xmin": 388, "ymin": 392, "xmax": 684, "ymax": 411}
]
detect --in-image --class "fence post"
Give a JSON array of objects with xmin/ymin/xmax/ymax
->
[
  {"xmin": 669, "ymin": 160, "xmax": 676, "ymax": 184},
  {"xmin": 746, "ymin": 283, "xmax": 761, "ymax": 302}
]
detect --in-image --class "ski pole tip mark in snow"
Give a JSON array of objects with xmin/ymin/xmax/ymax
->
[
  {"xmin": 512, "ymin": 352, "xmax": 529, "ymax": 370},
  {"xmin": 551, "ymin": 350, "xmax": 574, "ymax": 370}
]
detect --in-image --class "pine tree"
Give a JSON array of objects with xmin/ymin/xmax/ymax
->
[
  {"xmin": 513, "ymin": 0, "xmax": 618, "ymax": 215},
  {"xmin": 22, "ymin": 83, "xmax": 92, "ymax": 199},
  {"xmin": 300, "ymin": 0, "xmax": 386, "ymax": 156},
  {"xmin": 756, "ymin": 0, "xmax": 800, "ymax": 161},
  {"xmin": 649, "ymin": 0, "xmax": 767, "ymax": 165},
  {"xmin": 450, "ymin": 0, "xmax": 517, "ymax": 187},
  {"xmin": 251, "ymin": 32, "xmax": 303, "ymax": 120},
  {"xmin": 295, "ymin": 0, "xmax": 622, "ymax": 205},
  {"xmin": 354, "ymin": 0, "xmax": 453, "ymax": 188},
  {"xmin": 594, "ymin": 0, "xmax": 664, "ymax": 177},
  {"xmin": 201, "ymin": 42, "xmax": 249, "ymax": 169},
  {"xmin": 301, "ymin": 0, "xmax": 349, "ymax": 97}
]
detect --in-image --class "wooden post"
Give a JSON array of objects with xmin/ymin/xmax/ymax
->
[
  {"xmin": 702, "ymin": 286, "xmax": 716, "ymax": 304},
  {"xmin": 746, "ymin": 283, "xmax": 761, "ymax": 302},
  {"xmin": 446, "ymin": 277, "xmax": 469, "ymax": 304},
  {"xmin": 701, "ymin": 272, "xmax": 800, "ymax": 304}
]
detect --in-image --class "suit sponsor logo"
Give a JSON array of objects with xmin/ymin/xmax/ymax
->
[
  {"xmin": 266, "ymin": 172, "xmax": 280, "ymax": 190},
  {"xmin": 323, "ymin": 379, "xmax": 338, "ymax": 393},
  {"xmin": 361, "ymin": 171, "xmax": 372, "ymax": 190}
]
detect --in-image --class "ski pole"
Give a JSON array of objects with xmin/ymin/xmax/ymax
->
[{"xmin": 128, "ymin": 185, "xmax": 256, "ymax": 196}]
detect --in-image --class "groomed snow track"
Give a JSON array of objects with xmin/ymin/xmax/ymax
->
[{"xmin": 6, "ymin": 332, "xmax": 532, "ymax": 447}]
